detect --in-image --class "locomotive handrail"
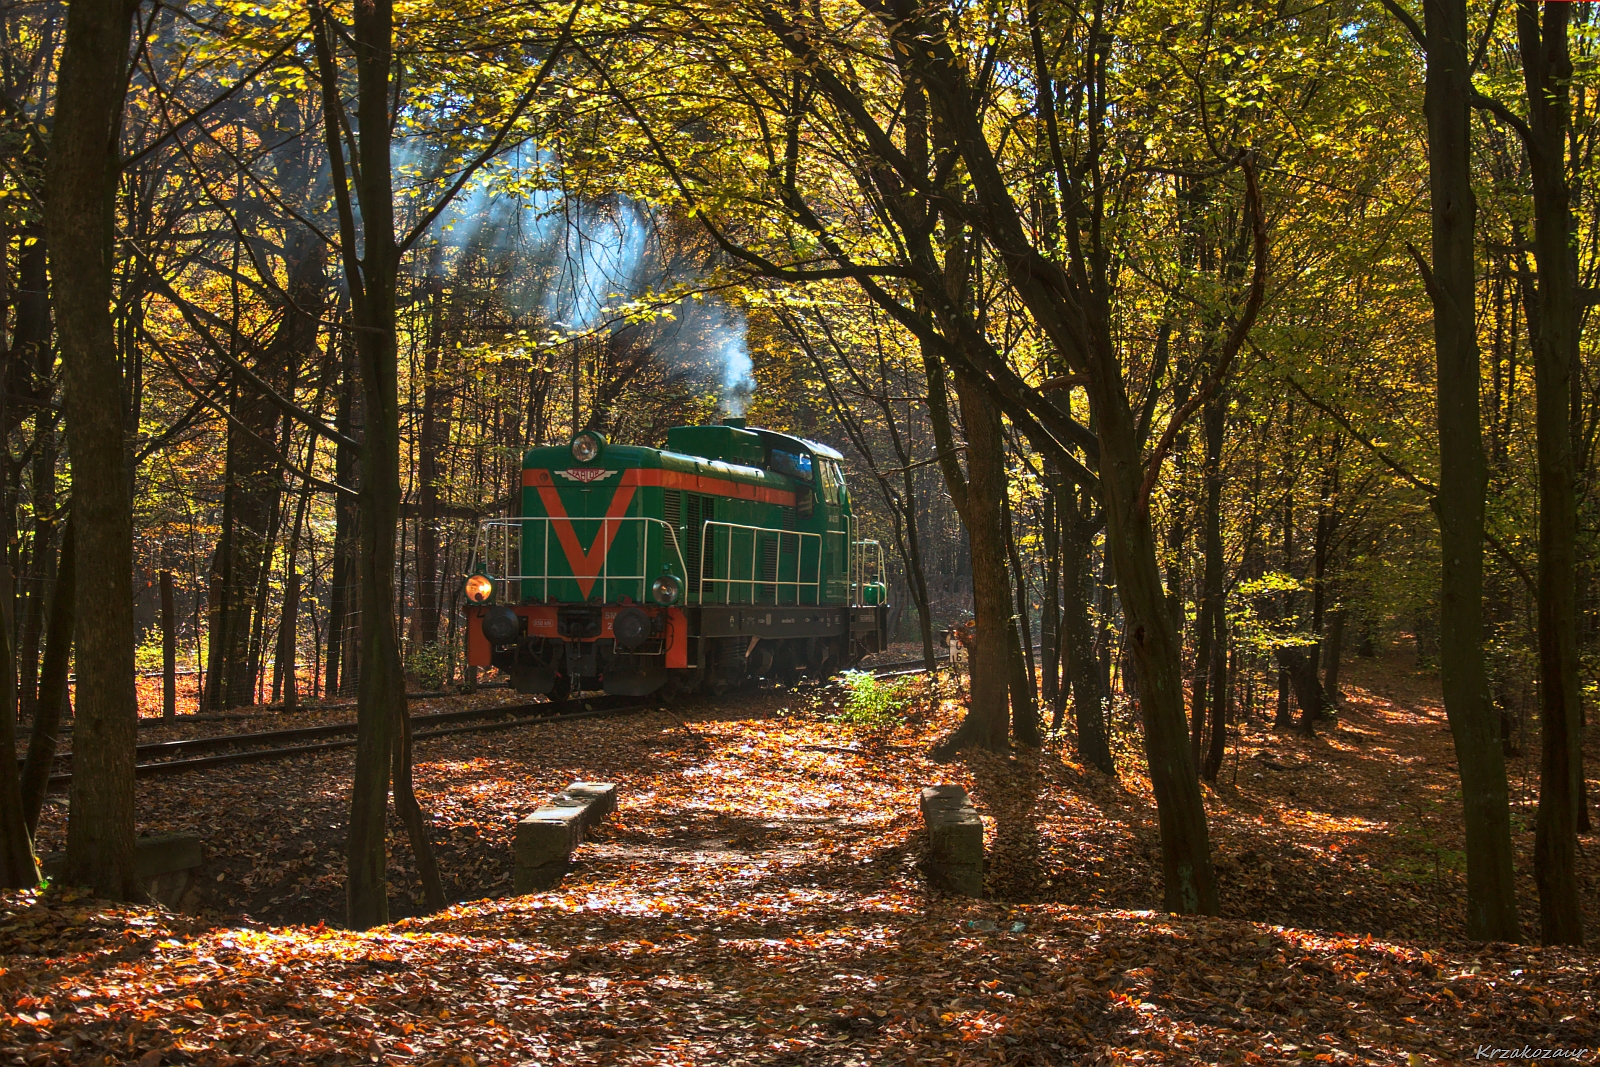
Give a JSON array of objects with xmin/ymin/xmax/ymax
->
[
  {"xmin": 698, "ymin": 521, "xmax": 824, "ymax": 606},
  {"xmin": 851, "ymin": 536, "xmax": 886, "ymax": 607},
  {"xmin": 473, "ymin": 516, "xmax": 688, "ymax": 605},
  {"xmin": 472, "ymin": 514, "xmax": 883, "ymax": 610}
]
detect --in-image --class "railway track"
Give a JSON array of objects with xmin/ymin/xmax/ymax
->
[
  {"xmin": 34, "ymin": 698, "xmax": 647, "ymax": 790},
  {"xmin": 27, "ymin": 656, "xmax": 955, "ymax": 790}
]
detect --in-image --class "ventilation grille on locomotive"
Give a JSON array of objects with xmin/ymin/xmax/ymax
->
[
  {"xmin": 686, "ymin": 494, "xmax": 702, "ymax": 594},
  {"xmin": 698, "ymin": 496, "xmax": 716, "ymax": 598},
  {"xmin": 761, "ymin": 532, "xmax": 779, "ymax": 602}
]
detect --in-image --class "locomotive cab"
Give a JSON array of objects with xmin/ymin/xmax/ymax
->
[{"xmin": 463, "ymin": 419, "xmax": 889, "ymax": 698}]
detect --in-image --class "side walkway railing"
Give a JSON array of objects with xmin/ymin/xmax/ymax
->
[
  {"xmin": 696, "ymin": 522, "xmax": 823, "ymax": 606},
  {"xmin": 473, "ymin": 517, "xmax": 884, "ymax": 609}
]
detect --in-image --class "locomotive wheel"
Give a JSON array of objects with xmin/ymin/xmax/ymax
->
[
  {"xmin": 549, "ymin": 673, "xmax": 573, "ymax": 702},
  {"xmin": 658, "ymin": 669, "xmax": 700, "ymax": 704},
  {"xmin": 774, "ymin": 648, "xmax": 805, "ymax": 688}
]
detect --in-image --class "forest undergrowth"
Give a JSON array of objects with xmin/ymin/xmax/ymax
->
[{"xmin": 1, "ymin": 651, "xmax": 1595, "ymax": 1065}]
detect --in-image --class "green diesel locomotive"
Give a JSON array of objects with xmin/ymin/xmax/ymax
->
[{"xmin": 463, "ymin": 417, "xmax": 889, "ymax": 698}]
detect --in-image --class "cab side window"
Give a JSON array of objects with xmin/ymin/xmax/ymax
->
[
  {"xmin": 769, "ymin": 449, "xmax": 813, "ymax": 483},
  {"xmin": 818, "ymin": 460, "xmax": 839, "ymax": 505}
]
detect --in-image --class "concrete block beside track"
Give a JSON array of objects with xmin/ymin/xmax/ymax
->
[
  {"xmin": 40, "ymin": 831, "xmax": 204, "ymax": 910},
  {"xmin": 514, "ymin": 782, "xmax": 617, "ymax": 892},
  {"xmin": 920, "ymin": 785, "xmax": 984, "ymax": 896}
]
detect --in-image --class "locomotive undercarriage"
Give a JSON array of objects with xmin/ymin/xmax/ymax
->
[
  {"xmin": 488, "ymin": 612, "xmax": 883, "ymax": 700},
  {"xmin": 492, "ymin": 636, "xmax": 670, "ymax": 698}
]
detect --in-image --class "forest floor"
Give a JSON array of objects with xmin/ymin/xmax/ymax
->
[{"xmin": 2, "ymin": 649, "xmax": 1596, "ymax": 1065}]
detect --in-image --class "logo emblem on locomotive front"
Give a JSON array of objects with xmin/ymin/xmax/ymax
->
[{"xmin": 557, "ymin": 468, "xmax": 615, "ymax": 483}]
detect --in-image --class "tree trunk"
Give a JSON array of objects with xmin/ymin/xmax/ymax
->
[
  {"xmin": 1193, "ymin": 392, "xmax": 1225, "ymax": 767},
  {"xmin": 0, "ymin": 568, "xmax": 35, "ymax": 886},
  {"xmin": 898, "ymin": 460, "xmax": 939, "ymax": 672},
  {"xmin": 1095, "ymin": 544, "xmax": 1115, "ymax": 715},
  {"xmin": 1098, "ymin": 396, "xmax": 1218, "ymax": 914},
  {"xmin": 1062, "ymin": 494, "xmax": 1113, "ymax": 773},
  {"xmin": 1276, "ymin": 647, "xmax": 1326, "ymax": 736},
  {"xmin": 279, "ymin": 570, "xmax": 300, "ymax": 712},
  {"xmin": 1203, "ymin": 624, "xmax": 1228, "ymax": 782},
  {"xmin": 1308, "ymin": 466, "xmax": 1334, "ymax": 705},
  {"xmin": 1192, "ymin": 611, "xmax": 1212, "ymax": 761},
  {"xmin": 920, "ymin": 345, "xmax": 998, "ymax": 755},
  {"xmin": 203, "ymin": 500, "xmax": 230, "ymax": 708},
  {"xmin": 247, "ymin": 488, "xmax": 287, "ymax": 704},
  {"xmin": 276, "ymin": 481, "xmax": 314, "ymax": 713},
  {"xmin": 161, "ymin": 569, "xmax": 176, "ymax": 721},
  {"xmin": 1322, "ymin": 610, "xmax": 1345, "ymax": 712},
  {"xmin": 45, "ymin": 0, "xmax": 142, "ymax": 899},
  {"xmin": 316, "ymin": 0, "xmax": 439, "ymax": 928},
  {"xmin": 884, "ymin": 16, "xmax": 1217, "ymax": 911},
  {"xmin": 391, "ymin": 703, "xmax": 446, "ymax": 912},
  {"xmin": 20, "ymin": 522, "xmax": 75, "ymax": 835},
  {"xmin": 1518, "ymin": 0, "xmax": 1583, "ymax": 946},
  {"xmin": 1041, "ymin": 479, "xmax": 1061, "ymax": 714},
  {"xmin": 1002, "ymin": 483, "xmax": 1040, "ymax": 746},
  {"xmin": 13, "ymin": 233, "xmax": 53, "ymax": 725},
  {"xmin": 1007, "ymin": 616, "xmax": 1039, "ymax": 746},
  {"xmin": 941, "ymin": 367, "xmax": 1011, "ymax": 753},
  {"xmin": 326, "ymin": 329, "xmax": 360, "ymax": 698},
  {"xmin": 410, "ymin": 310, "xmax": 445, "ymax": 650},
  {"xmin": 1420, "ymin": 0, "xmax": 1522, "ymax": 942},
  {"xmin": 19, "ymin": 414, "xmax": 58, "ymax": 722},
  {"xmin": 1276, "ymin": 462, "xmax": 1298, "ymax": 733},
  {"xmin": 212, "ymin": 385, "xmax": 281, "ymax": 707}
]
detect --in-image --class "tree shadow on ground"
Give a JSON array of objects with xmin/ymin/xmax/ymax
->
[{"xmin": 965, "ymin": 747, "xmax": 1048, "ymax": 902}]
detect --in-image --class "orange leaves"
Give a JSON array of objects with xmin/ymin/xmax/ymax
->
[{"xmin": 3, "ymin": 666, "xmax": 1599, "ymax": 1064}]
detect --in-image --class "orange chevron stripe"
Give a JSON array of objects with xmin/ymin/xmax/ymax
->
[
  {"xmin": 523, "ymin": 466, "xmax": 798, "ymax": 506},
  {"xmin": 532, "ymin": 482, "xmax": 639, "ymax": 598}
]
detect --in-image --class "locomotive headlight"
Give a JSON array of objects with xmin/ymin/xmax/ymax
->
[
  {"xmin": 651, "ymin": 573, "xmax": 681, "ymax": 606},
  {"xmin": 570, "ymin": 432, "xmax": 602, "ymax": 463},
  {"xmin": 464, "ymin": 573, "xmax": 494, "ymax": 604}
]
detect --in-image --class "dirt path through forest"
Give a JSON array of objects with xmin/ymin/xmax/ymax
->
[{"xmin": 2, "ymin": 656, "xmax": 1596, "ymax": 1064}]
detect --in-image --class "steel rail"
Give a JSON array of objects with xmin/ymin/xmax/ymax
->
[
  {"xmin": 44, "ymin": 702, "xmax": 647, "ymax": 790},
  {"xmin": 34, "ymin": 657, "xmax": 961, "ymax": 790},
  {"xmin": 35, "ymin": 697, "xmax": 627, "ymax": 768},
  {"xmin": 24, "ymin": 686, "xmax": 511, "ymax": 745}
]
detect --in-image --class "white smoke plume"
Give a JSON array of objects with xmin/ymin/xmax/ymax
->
[
  {"xmin": 397, "ymin": 140, "xmax": 755, "ymax": 416},
  {"xmin": 713, "ymin": 310, "xmax": 754, "ymax": 417}
]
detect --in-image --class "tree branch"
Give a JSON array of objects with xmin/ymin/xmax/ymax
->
[
  {"xmin": 133, "ymin": 247, "xmax": 358, "ymax": 449},
  {"xmin": 1134, "ymin": 155, "xmax": 1268, "ymax": 517},
  {"xmin": 1380, "ymin": 0, "xmax": 1427, "ymax": 52},
  {"xmin": 125, "ymin": 32, "xmax": 303, "ymax": 167},
  {"xmin": 398, "ymin": 1, "xmax": 583, "ymax": 255},
  {"xmin": 1471, "ymin": 89, "xmax": 1533, "ymax": 148},
  {"xmin": 1277, "ymin": 368, "xmax": 1437, "ymax": 498},
  {"xmin": 153, "ymin": 347, "xmax": 356, "ymax": 499}
]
